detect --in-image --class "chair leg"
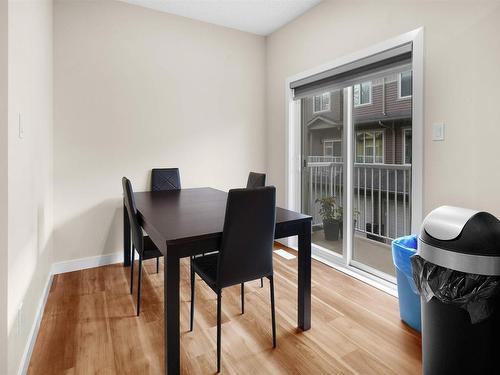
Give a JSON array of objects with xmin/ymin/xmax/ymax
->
[
  {"xmin": 156, "ymin": 257, "xmax": 159, "ymax": 273},
  {"xmin": 130, "ymin": 247, "xmax": 135, "ymax": 295},
  {"xmin": 241, "ymin": 283, "xmax": 245, "ymax": 314},
  {"xmin": 137, "ymin": 254, "xmax": 143, "ymax": 316},
  {"xmin": 260, "ymin": 277, "xmax": 263, "ymax": 288},
  {"xmin": 190, "ymin": 260, "xmax": 195, "ymax": 332},
  {"xmin": 217, "ymin": 291, "xmax": 222, "ymax": 373},
  {"xmin": 269, "ymin": 275, "xmax": 276, "ymax": 348}
]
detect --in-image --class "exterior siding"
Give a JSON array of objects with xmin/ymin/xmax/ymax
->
[
  {"xmin": 395, "ymin": 127, "xmax": 404, "ymax": 164},
  {"xmin": 353, "ymin": 76, "xmax": 411, "ymax": 122},
  {"xmin": 303, "ymin": 73, "xmax": 412, "ymax": 168},
  {"xmin": 302, "ymin": 90, "xmax": 343, "ymax": 124},
  {"xmin": 385, "ymin": 128, "xmax": 395, "ymax": 164},
  {"xmin": 353, "ymin": 83, "xmax": 384, "ymax": 120},
  {"xmin": 309, "ymin": 128, "xmax": 343, "ymax": 156}
]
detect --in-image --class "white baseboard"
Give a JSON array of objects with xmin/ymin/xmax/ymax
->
[
  {"xmin": 18, "ymin": 251, "xmax": 126, "ymax": 375},
  {"xmin": 275, "ymin": 237, "xmax": 297, "ymax": 248},
  {"xmin": 18, "ymin": 273, "xmax": 53, "ymax": 375},
  {"xmin": 50, "ymin": 251, "xmax": 123, "ymax": 275}
]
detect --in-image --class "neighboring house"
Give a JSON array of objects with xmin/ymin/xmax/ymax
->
[
  {"xmin": 302, "ymin": 71, "xmax": 413, "ymax": 241},
  {"xmin": 303, "ymin": 71, "xmax": 412, "ymax": 165}
]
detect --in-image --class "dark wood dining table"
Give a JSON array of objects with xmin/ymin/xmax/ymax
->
[{"xmin": 123, "ymin": 187, "xmax": 312, "ymax": 375}]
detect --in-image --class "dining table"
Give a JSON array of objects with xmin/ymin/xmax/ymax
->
[{"xmin": 123, "ymin": 187, "xmax": 312, "ymax": 375}]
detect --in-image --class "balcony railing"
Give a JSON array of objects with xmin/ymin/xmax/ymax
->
[
  {"xmin": 308, "ymin": 155, "xmax": 344, "ymax": 163},
  {"xmin": 306, "ymin": 156, "xmax": 411, "ymax": 241}
]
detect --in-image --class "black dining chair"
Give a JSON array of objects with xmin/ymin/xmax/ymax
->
[
  {"xmin": 122, "ymin": 177, "xmax": 163, "ymax": 316},
  {"xmin": 151, "ymin": 168, "xmax": 181, "ymax": 191},
  {"xmin": 246, "ymin": 171, "xmax": 266, "ymax": 189},
  {"xmin": 150, "ymin": 167, "xmax": 181, "ymax": 271},
  {"xmin": 190, "ymin": 186, "xmax": 277, "ymax": 373},
  {"xmin": 246, "ymin": 172, "xmax": 266, "ymax": 287}
]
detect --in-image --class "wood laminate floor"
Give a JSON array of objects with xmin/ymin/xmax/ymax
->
[{"xmin": 28, "ymin": 246, "xmax": 422, "ymax": 374}]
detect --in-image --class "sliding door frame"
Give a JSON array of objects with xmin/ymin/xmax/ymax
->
[{"xmin": 284, "ymin": 28, "xmax": 424, "ymax": 295}]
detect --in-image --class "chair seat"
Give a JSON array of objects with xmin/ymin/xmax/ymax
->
[
  {"xmin": 191, "ymin": 253, "xmax": 218, "ymax": 289},
  {"xmin": 142, "ymin": 236, "xmax": 163, "ymax": 260}
]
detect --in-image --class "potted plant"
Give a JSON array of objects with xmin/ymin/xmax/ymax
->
[{"xmin": 316, "ymin": 196, "xmax": 342, "ymax": 241}]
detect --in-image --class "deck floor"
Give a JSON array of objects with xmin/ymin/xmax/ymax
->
[
  {"xmin": 311, "ymin": 231, "xmax": 396, "ymax": 276},
  {"xmin": 28, "ymin": 246, "xmax": 421, "ymax": 374}
]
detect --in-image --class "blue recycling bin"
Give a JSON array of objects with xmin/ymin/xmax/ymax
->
[{"xmin": 392, "ymin": 235, "xmax": 421, "ymax": 331}]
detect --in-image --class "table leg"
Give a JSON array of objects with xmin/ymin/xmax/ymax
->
[
  {"xmin": 123, "ymin": 201, "xmax": 131, "ymax": 267},
  {"xmin": 165, "ymin": 252, "xmax": 180, "ymax": 374},
  {"xmin": 298, "ymin": 220, "xmax": 312, "ymax": 330}
]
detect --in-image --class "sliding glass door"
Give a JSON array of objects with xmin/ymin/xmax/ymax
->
[
  {"xmin": 299, "ymin": 65, "xmax": 413, "ymax": 282},
  {"xmin": 350, "ymin": 71, "xmax": 412, "ymax": 279},
  {"xmin": 301, "ymin": 88, "xmax": 345, "ymax": 256}
]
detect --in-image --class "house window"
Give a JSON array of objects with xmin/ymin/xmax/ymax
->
[
  {"xmin": 313, "ymin": 92, "xmax": 331, "ymax": 113},
  {"xmin": 323, "ymin": 139, "xmax": 342, "ymax": 159},
  {"xmin": 403, "ymin": 128, "xmax": 412, "ymax": 164},
  {"xmin": 399, "ymin": 71, "xmax": 412, "ymax": 99},
  {"xmin": 353, "ymin": 82, "xmax": 372, "ymax": 107},
  {"xmin": 356, "ymin": 131, "xmax": 384, "ymax": 164}
]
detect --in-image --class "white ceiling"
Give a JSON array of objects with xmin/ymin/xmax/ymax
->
[{"xmin": 121, "ymin": 0, "xmax": 322, "ymax": 36}]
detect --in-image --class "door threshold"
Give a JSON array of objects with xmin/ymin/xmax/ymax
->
[
  {"xmin": 278, "ymin": 240, "xmax": 398, "ymax": 297},
  {"xmin": 311, "ymin": 253, "xmax": 398, "ymax": 297}
]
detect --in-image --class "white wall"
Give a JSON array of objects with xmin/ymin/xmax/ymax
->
[
  {"xmin": 3, "ymin": 0, "xmax": 500, "ymax": 371},
  {"xmin": 7, "ymin": 0, "xmax": 53, "ymax": 373},
  {"xmin": 0, "ymin": 0, "xmax": 8, "ymax": 372},
  {"xmin": 53, "ymin": 0, "xmax": 266, "ymax": 262},
  {"xmin": 266, "ymin": 0, "xmax": 500, "ymax": 219}
]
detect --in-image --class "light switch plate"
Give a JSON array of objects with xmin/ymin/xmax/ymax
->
[
  {"xmin": 18, "ymin": 113, "xmax": 24, "ymax": 139},
  {"xmin": 432, "ymin": 122, "xmax": 445, "ymax": 141}
]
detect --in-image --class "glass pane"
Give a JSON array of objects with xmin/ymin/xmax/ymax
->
[
  {"xmin": 314, "ymin": 95, "xmax": 321, "ymax": 112},
  {"xmin": 356, "ymin": 133, "xmax": 364, "ymax": 163},
  {"xmin": 322, "ymin": 93, "xmax": 330, "ymax": 111},
  {"xmin": 352, "ymin": 71, "xmax": 412, "ymax": 279},
  {"xmin": 400, "ymin": 71, "xmax": 412, "ymax": 97},
  {"xmin": 302, "ymin": 89, "xmax": 344, "ymax": 256},
  {"xmin": 364, "ymin": 132, "xmax": 374, "ymax": 163},
  {"xmin": 324, "ymin": 143, "xmax": 333, "ymax": 156},
  {"xmin": 361, "ymin": 82, "xmax": 371, "ymax": 104},
  {"xmin": 375, "ymin": 132, "xmax": 383, "ymax": 163},
  {"xmin": 353, "ymin": 85, "xmax": 360, "ymax": 106},
  {"xmin": 405, "ymin": 130, "xmax": 412, "ymax": 164},
  {"xmin": 332, "ymin": 141, "xmax": 342, "ymax": 157}
]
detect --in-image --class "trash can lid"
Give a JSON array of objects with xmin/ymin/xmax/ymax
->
[
  {"xmin": 422, "ymin": 206, "xmax": 479, "ymax": 241},
  {"xmin": 418, "ymin": 206, "xmax": 500, "ymax": 275}
]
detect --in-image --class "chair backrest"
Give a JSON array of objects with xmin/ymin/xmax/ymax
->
[
  {"xmin": 217, "ymin": 186, "xmax": 276, "ymax": 288},
  {"xmin": 151, "ymin": 168, "xmax": 181, "ymax": 191},
  {"xmin": 246, "ymin": 172, "xmax": 266, "ymax": 188},
  {"xmin": 122, "ymin": 177, "xmax": 144, "ymax": 254}
]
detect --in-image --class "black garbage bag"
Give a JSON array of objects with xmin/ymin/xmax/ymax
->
[{"xmin": 412, "ymin": 255, "xmax": 500, "ymax": 324}]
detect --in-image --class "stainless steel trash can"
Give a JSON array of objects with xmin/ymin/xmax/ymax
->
[{"xmin": 414, "ymin": 206, "xmax": 500, "ymax": 375}]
